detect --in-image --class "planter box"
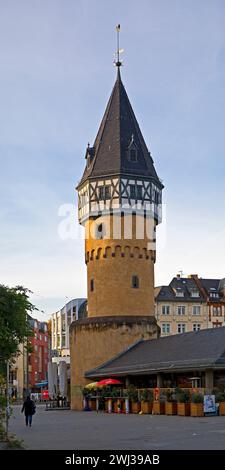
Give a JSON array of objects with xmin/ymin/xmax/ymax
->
[
  {"xmin": 141, "ymin": 402, "xmax": 153, "ymax": 414},
  {"xmin": 112, "ymin": 400, "xmax": 118, "ymax": 413},
  {"xmin": 165, "ymin": 402, "xmax": 177, "ymax": 415},
  {"xmin": 219, "ymin": 402, "xmax": 225, "ymax": 416},
  {"xmin": 177, "ymin": 403, "xmax": 190, "ymax": 416},
  {"xmin": 89, "ymin": 400, "xmax": 96, "ymax": 411},
  {"xmin": 105, "ymin": 399, "xmax": 113, "ymax": 413},
  {"xmin": 114, "ymin": 399, "xmax": 123, "ymax": 413},
  {"xmin": 153, "ymin": 401, "xmax": 165, "ymax": 415},
  {"xmin": 131, "ymin": 402, "xmax": 141, "ymax": 414},
  {"xmin": 190, "ymin": 403, "xmax": 204, "ymax": 417}
]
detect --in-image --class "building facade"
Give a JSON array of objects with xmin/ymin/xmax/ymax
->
[
  {"xmin": 51, "ymin": 298, "xmax": 86, "ymax": 360},
  {"xmin": 155, "ymin": 274, "xmax": 225, "ymax": 336},
  {"xmin": 70, "ymin": 45, "xmax": 163, "ymax": 409},
  {"xmin": 28, "ymin": 318, "xmax": 49, "ymax": 387},
  {"xmin": 9, "ymin": 317, "xmax": 49, "ymax": 399}
]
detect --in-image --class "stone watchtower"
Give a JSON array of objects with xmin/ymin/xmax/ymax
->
[{"xmin": 70, "ymin": 34, "xmax": 163, "ymax": 410}]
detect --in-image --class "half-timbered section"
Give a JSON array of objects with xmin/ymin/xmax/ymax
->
[{"xmin": 78, "ymin": 176, "xmax": 162, "ymax": 223}]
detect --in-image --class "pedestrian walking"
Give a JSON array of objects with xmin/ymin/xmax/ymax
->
[{"xmin": 21, "ymin": 395, "xmax": 36, "ymax": 427}]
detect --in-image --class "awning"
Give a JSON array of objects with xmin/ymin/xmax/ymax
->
[{"xmin": 34, "ymin": 381, "xmax": 48, "ymax": 388}]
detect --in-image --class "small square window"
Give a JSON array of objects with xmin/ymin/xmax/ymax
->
[
  {"xmin": 105, "ymin": 186, "xmax": 111, "ymax": 199},
  {"xmin": 177, "ymin": 306, "xmax": 185, "ymax": 315},
  {"xmin": 99, "ymin": 187, "xmax": 105, "ymax": 200},
  {"xmin": 193, "ymin": 324, "xmax": 201, "ymax": 332},
  {"xmin": 177, "ymin": 323, "xmax": 186, "ymax": 333},
  {"xmin": 162, "ymin": 306, "xmax": 170, "ymax": 315},
  {"xmin": 99, "ymin": 185, "xmax": 111, "ymax": 200},
  {"xmin": 130, "ymin": 184, "xmax": 136, "ymax": 199},
  {"xmin": 137, "ymin": 186, "xmax": 142, "ymax": 200},
  {"xmin": 193, "ymin": 306, "xmax": 201, "ymax": 315},
  {"xmin": 162, "ymin": 323, "xmax": 170, "ymax": 334}
]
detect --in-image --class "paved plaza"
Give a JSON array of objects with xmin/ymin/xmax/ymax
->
[{"xmin": 9, "ymin": 405, "xmax": 225, "ymax": 450}]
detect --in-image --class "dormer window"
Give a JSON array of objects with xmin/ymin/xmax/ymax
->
[
  {"xmin": 130, "ymin": 148, "xmax": 137, "ymax": 162},
  {"xmin": 190, "ymin": 290, "xmax": 200, "ymax": 298},
  {"xmin": 128, "ymin": 135, "xmax": 138, "ymax": 162},
  {"xmin": 173, "ymin": 287, "xmax": 184, "ymax": 298},
  {"xmin": 209, "ymin": 287, "xmax": 219, "ymax": 298},
  {"xmin": 85, "ymin": 144, "xmax": 94, "ymax": 168},
  {"xmin": 176, "ymin": 292, "xmax": 184, "ymax": 297},
  {"xmin": 210, "ymin": 292, "xmax": 219, "ymax": 298}
]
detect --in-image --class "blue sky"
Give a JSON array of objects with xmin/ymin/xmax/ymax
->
[{"xmin": 0, "ymin": 0, "xmax": 224, "ymax": 320}]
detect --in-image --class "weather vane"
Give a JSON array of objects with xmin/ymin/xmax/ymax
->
[{"xmin": 114, "ymin": 24, "xmax": 124, "ymax": 67}]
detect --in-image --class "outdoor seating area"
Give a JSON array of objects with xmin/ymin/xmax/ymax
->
[
  {"xmin": 83, "ymin": 383, "xmax": 225, "ymax": 417},
  {"xmin": 45, "ymin": 398, "xmax": 70, "ymax": 411}
]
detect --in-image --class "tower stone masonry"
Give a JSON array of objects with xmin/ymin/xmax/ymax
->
[{"xmin": 70, "ymin": 62, "xmax": 163, "ymax": 410}]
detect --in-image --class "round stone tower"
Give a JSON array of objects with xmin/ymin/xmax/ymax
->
[{"xmin": 70, "ymin": 54, "xmax": 163, "ymax": 410}]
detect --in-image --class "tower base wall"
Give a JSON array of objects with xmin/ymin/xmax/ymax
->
[{"xmin": 70, "ymin": 316, "xmax": 159, "ymax": 410}]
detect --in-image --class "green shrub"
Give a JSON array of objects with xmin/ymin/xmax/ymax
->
[
  {"xmin": 158, "ymin": 392, "xmax": 167, "ymax": 403},
  {"xmin": 140, "ymin": 389, "xmax": 153, "ymax": 403},
  {"xmin": 215, "ymin": 392, "xmax": 225, "ymax": 402},
  {"xmin": 125, "ymin": 385, "xmax": 139, "ymax": 402},
  {"xmin": 6, "ymin": 434, "xmax": 24, "ymax": 449},
  {"xmin": 110, "ymin": 387, "xmax": 120, "ymax": 398},
  {"xmin": 178, "ymin": 391, "xmax": 190, "ymax": 403},
  {"xmin": 191, "ymin": 392, "xmax": 204, "ymax": 403},
  {"xmin": 166, "ymin": 389, "xmax": 177, "ymax": 402}
]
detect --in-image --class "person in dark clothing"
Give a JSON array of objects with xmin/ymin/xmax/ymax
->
[{"xmin": 21, "ymin": 395, "xmax": 36, "ymax": 427}]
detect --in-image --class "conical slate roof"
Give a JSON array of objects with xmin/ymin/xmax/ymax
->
[{"xmin": 80, "ymin": 69, "xmax": 162, "ymax": 186}]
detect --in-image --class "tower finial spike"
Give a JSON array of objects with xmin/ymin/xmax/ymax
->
[{"xmin": 114, "ymin": 24, "xmax": 124, "ymax": 68}]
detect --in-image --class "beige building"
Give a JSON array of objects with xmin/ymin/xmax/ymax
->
[
  {"xmin": 155, "ymin": 274, "xmax": 225, "ymax": 336},
  {"xmin": 9, "ymin": 343, "xmax": 28, "ymax": 400}
]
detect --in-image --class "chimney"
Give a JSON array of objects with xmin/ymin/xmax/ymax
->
[
  {"xmin": 188, "ymin": 274, "xmax": 198, "ymax": 279},
  {"xmin": 192, "ymin": 275, "xmax": 207, "ymax": 300}
]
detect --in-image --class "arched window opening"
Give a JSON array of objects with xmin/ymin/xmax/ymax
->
[{"xmin": 132, "ymin": 275, "xmax": 139, "ymax": 289}]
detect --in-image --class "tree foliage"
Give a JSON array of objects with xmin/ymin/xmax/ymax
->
[{"xmin": 0, "ymin": 284, "xmax": 36, "ymax": 363}]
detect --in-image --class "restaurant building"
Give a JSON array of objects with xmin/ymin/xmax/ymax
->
[{"xmin": 85, "ymin": 326, "xmax": 225, "ymax": 393}]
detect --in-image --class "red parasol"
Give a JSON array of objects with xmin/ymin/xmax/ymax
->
[{"xmin": 97, "ymin": 378, "xmax": 123, "ymax": 386}]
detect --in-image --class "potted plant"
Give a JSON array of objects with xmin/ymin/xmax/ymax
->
[
  {"xmin": 177, "ymin": 391, "xmax": 190, "ymax": 416},
  {"xmin": 165, "ymin": 389, "xmax": 177, "ymax": 415},
  {"xmin": 140, "ymin": 389, "xmax": 153, "ymax": 414},
  {"xmin": 123, "ymin": 389, "xmax": 130, "ymax": 414},
  {"xmin": 83, "ymin": 388, "xmax": 96, "ymax": 411},
  {"xmin": 110, "ymin": 387, "xmax": 122, "ymax": 413},
  {"xmin": 152, "ymin": 392, "xmax": 166, "ymax": 415},
  {"xmin": 215, "ymin": 392, "xmax": 225, "ymax": 416},
  {"xmin": 126, "ymin": 385, "xmax": 141, "ymax": 413},
  {"xmin": 190, "ymin": 392, "xmax": 204, "ymax": 417}
]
